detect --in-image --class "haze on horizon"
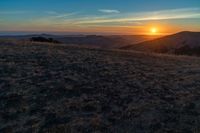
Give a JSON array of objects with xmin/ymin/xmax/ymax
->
[{"xmin": 0, "ymin": 0, "xmax": 200, "ymax": 35}]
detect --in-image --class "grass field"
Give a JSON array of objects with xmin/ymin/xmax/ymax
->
[{"xmin": 1, "ymin": 43, "xmax": 200, "ymax": 133}]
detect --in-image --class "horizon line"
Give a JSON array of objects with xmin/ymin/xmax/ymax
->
[{"xmin": 1, "ymin": 30, "xmax": 197, "ymax": 36}]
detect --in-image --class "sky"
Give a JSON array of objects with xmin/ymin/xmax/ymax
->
[{"xmin": 0, "ymin": 0, "xmax": 200, "ymax": 35}]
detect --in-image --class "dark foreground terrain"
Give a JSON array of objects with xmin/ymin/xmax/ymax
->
[{"xmin": 1, "ymin": 43, "xmax": 200, "ymax": 133}]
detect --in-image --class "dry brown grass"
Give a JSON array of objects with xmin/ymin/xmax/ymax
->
[{"xmin": 0, "ymin": 42, "xmax": 200, "ymax": 133}]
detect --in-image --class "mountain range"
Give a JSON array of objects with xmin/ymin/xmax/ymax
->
[{"xmin": 1, "ymin": 31, "xmax": 200, "ymax": 56}]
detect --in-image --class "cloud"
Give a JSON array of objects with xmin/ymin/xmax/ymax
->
[
  {"xmin": 77, "ymin": 8, "xmax": 200, "ymax": 24},
  {"xmin": 54, "ymin": 12, "xmax": 78, "ymax": 18},
  {"xmin": 2, "ymin": 7, "xmax": 200, "ymax": 33},
  {"xmin": 45, "ymin": 11, "xmax": 57, "ymax": 15},
  {"xmin": 99, "ymin": 9, "xmax": 120, "ymax": 13},
  {"xmin": 44, "ymin": 11, "xmax": 79, "ymax": 19}
]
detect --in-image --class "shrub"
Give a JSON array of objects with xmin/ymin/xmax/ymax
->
[{"xmin": 30, "ymin": 37, "xmax": 60, "ymax": 43}]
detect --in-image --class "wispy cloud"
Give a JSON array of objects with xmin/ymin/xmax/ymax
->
[
  {"xmin": 45, "ymin": 11, "xmax": 57, "ymax": 15},
  {"xmin": 1, "ymin": 7, "xmax": 200, "ymax": 33},
  {"xmin": 54, "ymin": 12, "xmax": 78, "ymax": 18},
  {"xmin": 44, "ymin": 11, "xmax": 79, "ymax": 19},
  {"xmin": 99, "ymin": 9, "xmax": 120, "ymax": 13},
  {"xmin": 31, "ymin": 7, "xmax": 199, "ymax": 30},
  {"xmin": 78, "ymin": 8, "xmax": 200, "ymax": 24}
]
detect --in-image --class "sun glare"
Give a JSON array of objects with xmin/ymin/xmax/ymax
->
[{"xmin": 151, "ymin": 27, "xmax": 158, "ymax": 34}]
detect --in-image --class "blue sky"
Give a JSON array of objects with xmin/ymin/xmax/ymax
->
[{"xmin": 0, "ymin": 0, "xmax": 200, "ymax": 34}]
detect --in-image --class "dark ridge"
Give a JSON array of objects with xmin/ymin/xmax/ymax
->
[{"xmin": 121, "ymin": 31, "xmax": 200, "ymax": 56}]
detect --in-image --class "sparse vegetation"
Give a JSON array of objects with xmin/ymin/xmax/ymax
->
[
  {"xmin": 0, "ymin": 42, "xmax": 200, "ymax": 133},
  {"xmin": 30, "ymin": 37, "xmax": 60, "ymax": 43},
  {"xmin": 175, "ymin": 45, "xmax": 200, "ymax": 56}
]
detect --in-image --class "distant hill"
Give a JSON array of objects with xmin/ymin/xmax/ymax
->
[
  {"xmin": 56, "ymin": 35, "xmax": 159, "ymax": 48},
  {"xmin": 0, "ymin": 34, "xmax": 159, "ymax": 49},
  {"xmin": 121, "ymin": 31, "xmax": 200, "ymax": 56}
]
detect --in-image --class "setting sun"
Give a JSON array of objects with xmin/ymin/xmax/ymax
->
[{"xmin": 151, "ymin": 27, "xmax": 158, "ymax": 34}]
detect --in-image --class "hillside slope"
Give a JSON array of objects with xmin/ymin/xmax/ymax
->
[
  {"xmin": 0, "ymin": 34, "xmax": 159, "ymax": 49},
  {"xmin": 1, "ymin": 43, "xmax": 200, "ymax": 133},
  {"xmin": 121, "ymin": 31, "xmax": 200, "ymax": 55}
]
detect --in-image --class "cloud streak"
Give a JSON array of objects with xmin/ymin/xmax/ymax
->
[
  {"xmin": 1, "ymin": 7, "xmax": 200, "ymax": 34},
  {"xmin": 77, "ymin": 8, "xmax": 200, "ymax": 24},
  {"xmin": 54, "ymin": 12, "xmax": 78, "ymax": 18},
  {"xmin": 99, "ymin": 9, "xmax": 120, "ymax": 13},
  {"xmin": 26, "ymin": 7, "xmax": 199, "ymax": 31}
]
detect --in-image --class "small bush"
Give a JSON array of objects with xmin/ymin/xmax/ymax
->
[{"xmin": 30, "ymin": 37, "xmax": 60, "ymax": 43}]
